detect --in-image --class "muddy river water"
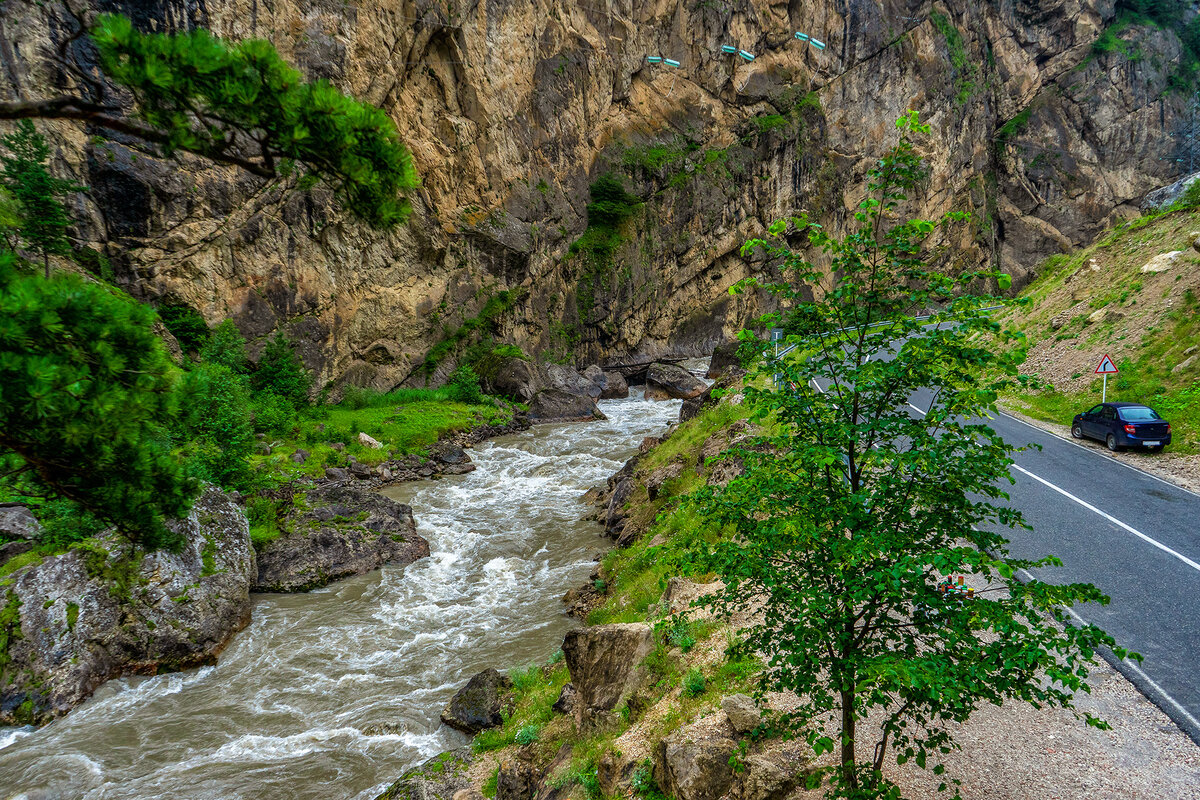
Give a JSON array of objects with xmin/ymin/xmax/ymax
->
[{"xmin": 0, "ymin": 391, "xmax": 681, "ymax": 800}]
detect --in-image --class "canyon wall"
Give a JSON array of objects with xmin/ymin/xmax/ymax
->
[{"xmin": 0, "ymin": 0, "xmax": 1190, "ymax": 388}]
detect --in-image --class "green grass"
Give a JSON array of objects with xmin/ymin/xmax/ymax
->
[
  {"xmin": 0, "ymin": 549, "xmax": 44, "ymax": 579},
  {"xmin": 472, "ymin": 660, "xmax": 570, "ymax": 753}
]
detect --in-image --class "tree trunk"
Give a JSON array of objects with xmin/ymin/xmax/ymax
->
[
  {"xmin": 42, "ymin": 250, "xmax": 49, "ymax": 279},
  {"xmin": 841, "ymin": 688, "xmax": 857, "ymax": 791}
]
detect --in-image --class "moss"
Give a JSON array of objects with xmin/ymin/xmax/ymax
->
[
  {"xmin": 200, "ymin": 534, "xmax": 219, "ymax": 577},
  {"xmin": 421, "ymin": 288, "xmax": 529, "ymax": 376},
  {"xmin": 930, "ymin": 11, "xmax": 978, "ymax": 105},
  {"xmin": 0, "ymin": 591, "xmax": 23, "ymax": 684},
  {"xmin": 65, "ymin": 601, "xmax": 79, "ymax": 632},
  {"xmin": 74, "ymin": 540, "xmax": 142, "ymax": 603},
  {"xmin": 0, "ymin": 550, "xmax": 44, "ymax": 579}
]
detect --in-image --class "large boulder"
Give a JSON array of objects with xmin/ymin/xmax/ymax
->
[
  {"xmin": 254, "ymin": 484, "xmax": 429, "ymax": 592},
  {"xmin": 440, "ymin": 668, "xmax": 511, "ymax": 733},
  {"xmin": 0, "ymin": 506, "xmax": 41, "ymax": 541},
  {"xmin": 478, "ymin": 354, "xmax": 541, "ymax": 403},
  {"xmin": 0, "ymin": 487, "xmax": 255, "ymax": 726},
  {"xmin": 374, "ymin": 747, "xmax": 474, "ymax": 800},
  {"xmin": 546, "ymin": 363, "xmax": 601, "ymax": 399},
  {"xmin": 707, "ymin": 341, "xmax": 743, "ymax": 379},
  {"xmin": 527, "ymin": 389, "xmax": 606, "ymax": 424},
  {"xmin": 562, "ymin": 623, "xmax": 654, "ymax": 723},
  {"xmin": 654, "ymin": 723, "xmax": 739, "ymax": 800},
  {"xmin": 600, "ymin": 371, "xmax": 629, "ymax": 399},
  {"xmin": 582, "ymin": 364, "xmax": 608, "ymax": 398},
  {"xmin": 645, "ymin": 363, "xmax": 706, "ymax": 400}
]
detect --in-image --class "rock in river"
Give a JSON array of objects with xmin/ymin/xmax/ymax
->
[
  {"xmin": 645, "ymin": 363, "xmax": 706, "ymax": 400},
  {"xmin": 440, "ymin": 668, "xmax": 512, "ymax": 733},
  {"xmin": 0, "ymin": 487, "xmax": 255, "ymax": 726},
  {"xmin": 254, "ymin": 484, "xmax": 429, "ymax": 592}
]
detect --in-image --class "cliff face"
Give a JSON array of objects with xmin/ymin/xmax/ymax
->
[{"xmin": 0, "ymin": 0, "xmax": 1191, "ymax": 388}]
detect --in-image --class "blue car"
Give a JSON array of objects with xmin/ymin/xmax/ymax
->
[{"xmin": 1071, "ymin": 402, "xmax": 1171, "ymax": 452}]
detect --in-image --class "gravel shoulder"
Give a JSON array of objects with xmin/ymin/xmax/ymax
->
[{"xmin": 997, "ymin": 403, "xmax": 1200, "ymax": 496}]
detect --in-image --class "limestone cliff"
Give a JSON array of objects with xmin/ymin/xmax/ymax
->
[{"xmin": 0, "ymin": 0, "xmax": 1192, "ymax": 388}]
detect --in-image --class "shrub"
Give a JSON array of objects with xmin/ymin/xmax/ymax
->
[
  {"xmin": 682, "ymin": 667, "xmax": 706, "ymax": 697},
  {"xmin": 251, "ymin": 331, "xmax": 313, "ymax": 406},
  {"xmin": 514, "ymin": 724, "xmax": 540, "ymax": 745},
  {"xmin": 200, "ymin": 319, "xmax": 248, "ymax": 373},
  {"xmin": 447, "ymin": 364, "xmax": 484, "ymax": 404},
  {"xmin": 509, "ymin": 664, "xmax": 542, "ymax": 693},
  {"xmin": 158, "ymin": 302, "xmax": 209, "ymax": 354},
  {"xmin": 175, "ymin": 363, "xmax": 256, "ymax": 490},
  {"xmin": 251, "ymin": 392, "xmax": 299, "ymax": 438}
]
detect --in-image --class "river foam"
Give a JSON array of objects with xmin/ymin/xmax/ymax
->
[{"xmin": 0, "ymin": 389, "xmax": 682, "ymax": 800}]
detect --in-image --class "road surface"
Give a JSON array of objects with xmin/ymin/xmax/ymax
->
[{"xmin": 905, "ymin": 385, "xmax": 1200, "ymax": 744}]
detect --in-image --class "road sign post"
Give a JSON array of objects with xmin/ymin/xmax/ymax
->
[{"xmin": 1095, "ymin": 353, "xmax": 1119, "ymax": 402}]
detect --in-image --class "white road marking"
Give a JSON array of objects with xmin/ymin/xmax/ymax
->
[
  {"xmin": 1017, "ymin": 568, "xmax": 1200, "ymax": 734},
  {"xmin": 906, "ymin": 397, "xmax": 1200, "ymax": 574},
  {"xmin": 1011, "ymin": 463, "xmax": 1200, "ymax": 575},
  {"xmin": 996, "ymin": 410, "xmax": 1200, "ymax": 499}
]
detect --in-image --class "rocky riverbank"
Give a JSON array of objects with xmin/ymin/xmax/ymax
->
[{"xmin": 0, "ymin": 487, "xmax": 255, "ymax": 727}]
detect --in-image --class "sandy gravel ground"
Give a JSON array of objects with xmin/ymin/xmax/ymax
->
[{"xmin": 998, "ymin": 405, "xmax": 1200, "ymax": 496}]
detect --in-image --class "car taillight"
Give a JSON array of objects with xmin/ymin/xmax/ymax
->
[
  {"xmin": 1167, "ymin": 423, "xmax": 1172, "ymax": 433},
  {"xmin": 1124, "ymin": 424, "xmax": 1136, "ymax": 434}
]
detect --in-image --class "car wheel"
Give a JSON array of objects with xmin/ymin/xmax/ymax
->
[
  {"xmin": 1106, "ymin": 434, "xmax": 1120, "ymax": 452},
  {"xmin": 1071, "ymin": 424, "xmax": 1084, "ymax": 439}
]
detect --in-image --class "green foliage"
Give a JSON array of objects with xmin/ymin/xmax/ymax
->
[
  {"xmin": 682, "ymin": 667, "xmax": 706, "ymax": 697},
  {"xmin": 200, "ymin": 319, "xmax": 249, "ymax": 373},
  {"xmin": 571, "ymin": 174, "xmax": 642, "ymax": 320},
  {"xmin": 995, "ymin": 105, "xmax": 1034, "ymax": 153},
  {"xmin": 158, "ymin": 301, "xmax": 210, "ymax": 355},
  {"xmin": 32, "ymin": 499, "xmax": 108, "ymax": 549},
  {"xmin": 930, "ymin": 12, "xmax": 978, "ymax": 105},
  {"xmin": 1092, "ymin": 1, "xmax": 1199, "ymax": 88},
  {"xmin": 91, "ymin": 14, "xmax": 418, "ymax": 227},
  {"xmin": 246, "ymin": 495, "xmax": 283, "ymax": 548},
  {"xmin": 701, "ymin": 112, "xmax": 1129, "ymax": 798},
  {"xmin": 0, "ymin": 254, "xmax": 198, "ymax": 550},
  {"xmin": 515, "ymin": 724, "xmax": 541, "ymax": 745},
  {"xmin": 175, "ymin": 363, "xmax": 256, "ymax": 490},
  {"xmin": 0, "ymin": 121, "xmax": 82, "ymax": 276},
  {"xmin": 0, "ymin": 591, "xmax": 22, "ymax": 681},
  {"xmin": 251, "ymin": 331, "xmax": 313, "ymax": 407},
  {"xmin": 421, "ymin": 288, "xmax": 527, "ymax": 376},
  {"xmin": 1170, "ymin": 178, "xmax": 1200, "ymax": 212},
  {"xmin": 447, "ymin": 364, "xmax": 484, "ymax": 404},
  {"xmin": 509, "ymin": 663, "xmax": 543, "ymax": 693}
]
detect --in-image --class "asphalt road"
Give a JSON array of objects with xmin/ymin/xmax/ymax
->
[{"xmin": 905, "ymin": 385, "xmax": 1200, "ymax": 744}]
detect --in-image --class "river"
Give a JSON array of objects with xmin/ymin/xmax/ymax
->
[{"xmin": 0, "ymin": 391, "xmax": 682, "ymax": 800}]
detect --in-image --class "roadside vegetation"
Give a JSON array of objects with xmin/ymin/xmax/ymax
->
[{"xmin": 999, "ymin": 195, "xmax": 1200, "ymax": 454}]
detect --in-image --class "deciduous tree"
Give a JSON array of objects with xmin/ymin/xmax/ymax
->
[{"xmin": 692, "ymin": 112, "xmax": 1133, "ymax": 799}]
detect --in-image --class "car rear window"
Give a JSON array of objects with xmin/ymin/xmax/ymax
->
[{"xmin": 1119, "ymin": 407, "xmax": 1161, "ymax": 421}]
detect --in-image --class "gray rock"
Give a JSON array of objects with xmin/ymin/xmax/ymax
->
[
  {"xmin": 545, "ymin": 363, "xmax": 600, "ymax": 399},
  {"xmin": 735, "ymin": 751, "xmax": 806, "ymax": 800},
  {"xmin": 721, "ymin": 693, "xmax": 762, "ymax": 734},
  {"xmin": 562, "ymin": 623, "xmax": 654, "ymax": 722},
  {"xmin": 290, "ymin": 449, "xmax": 310, "ymax": 464},
  {"xmin": 440, "ymin": 668, "xmax": 512, "ymax": 733},
  {"xmin": 655, "ymin": 725, "xmax": 738, "ymax": 800},
  {"xmin": 478, "ymin": 354, "xmax": 541, "ymax": 403},
  {"xmin": 682, "ymin": 367, "xmax": 745, "ymax": 422},
  {"xmin": 0, "ymin": 540, "xmax": 34, "ymax": 564},
  {"xmin": 646, "ymin": 363, "xmax": 706, "ymax": 400},
  {"xmin": 605, "ymin": 478, "xmax": 635, "ymax": 536},
  {"xmin": 1143, "ymin": 170, "xmax": 1200, "ymax": 210},
  {"xmin": 254, "ymin": 442, "xmax": 272, "ymax": 456},
  {"xmin": 552, "ymin": 682, "xmax": 577, "ymax": 714},
  {"xmin": 527, "ymin": 389, "xmax": 606, "ymax": 424},
  {"xmin": 374, "ymin": 747, "xmax": 474, "ymax": 800},
  {"xmin": 325, "ymin": 467, "xmax": 351, "ymax": 481},
  {"xmin": 583, "ymin": 364, "xmax": 608, "ymax": 396},
  {"xmin": 707, "ymin": 341, "xmax": 742, "ymax": 379},
  {"xmin": 600, "ymin": 371, "xmax": 629, "ymax": 399},
  {"xmin": 254, "ymin": 484, "xmax": 429, "ymax": 592},
  {"xmin": 0, "ymin": 506, "xmax": 40, "ymax": 540},
  {"xmin": 358, "ymin": 432, "xmax": 384, "ymax": 449},
  {"xmin": 0, "ymin": 487, "xmax": 255, "ymax": 726},
  {"xmin": 496, "ymin": 756, "xmax": 541, "ymax": 800},
  {"xmin": 349, "ymin": 461, "xmax": 374, "ymax": 479},
  {"xmin": 1173, "ymin": 355, "xmax": 1197, "ymax": 374},
  {"xmin": 646, "ymin": 463, "xmax": 684, "ymax": 501},
  {"xmin": 329, "ymin": 442, "xmax": 346, "ymax": 452}
]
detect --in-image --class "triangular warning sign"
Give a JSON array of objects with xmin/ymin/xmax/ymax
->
[{"xmin": 1095, "ymin": 354, "xmax": 1119, "ymax": 374}]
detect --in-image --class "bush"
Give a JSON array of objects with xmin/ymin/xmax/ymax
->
[
  {"xmin": 251, "ymin": 392, "xmax": 299, "ymax": 438},
  {"xmin": 514, "ymin": 724, "xmax": 540, "ymax": 745},
  {"xmin": 200, "ymin": 319, "xmax": 248, "ymax": 373},
  {"xmin": 447, "ymin": 364, "xmax": 484, "ymax": 404},
  {"xmin": 509, "ymin": 664, "xmax": 542, "ymax": 693},
  {"xmin": 158, "ymin": 302, "xmax": 209, "ymax": 354},
  {"xmin": 682, "ymin": 667, "xmax": 706, "ymax": 697},
  {"xmin": 175, "ymin": 363, "xmax": 256, "ymax": 490},
  {"xmin": 33, "ymin": 500, "xmax": 108, "ymax": 549},
  {"xmin": 251, "ymin": 331, "xmax": 313, "ymax": 406}
]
